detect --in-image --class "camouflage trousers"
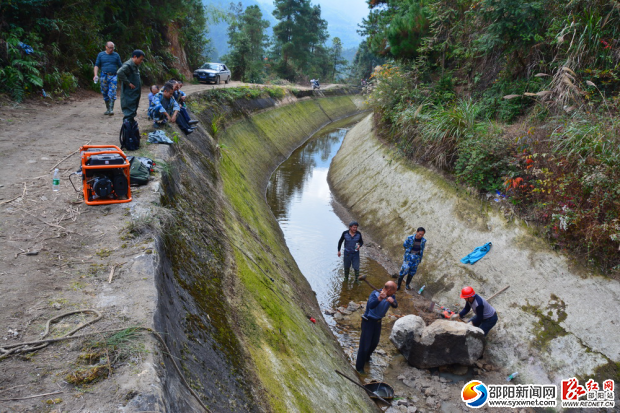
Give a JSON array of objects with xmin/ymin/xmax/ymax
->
[{"xmin": 100, "ymin": 73, "xmax": 118, "ymax": 102}]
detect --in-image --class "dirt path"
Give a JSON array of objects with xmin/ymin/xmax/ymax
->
[{"xmin": 0, "ymin": 79, "xmax": 340, "ymax": 412}]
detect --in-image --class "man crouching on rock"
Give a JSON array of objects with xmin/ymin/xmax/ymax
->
[{"xmin": 355, "ymin": 281, "xmax": 398, "ymax": 374}]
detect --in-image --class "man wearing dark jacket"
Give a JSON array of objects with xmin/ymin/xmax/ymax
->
[
  {"xmin": 337, "ymin": 221, "xmax": 364, "ymax": 280},
  {"xmin": 455, "ymin": 286, "xmax": 498, "ymax": 336},
  {"xmin": 117, "ymin": 50, "xmax": 145, "ymax": 122},
  {"xmin": 355, "ymin": 281, "xmax": 398, "ymax": 374}
]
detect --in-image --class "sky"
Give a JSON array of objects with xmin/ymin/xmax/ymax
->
[
  {"xmin": 312, "ymin": 0, "xmax": 370, "ymax": 25},
  {"xmin": 255, "ymin": 0, "xmax": 370, "ymax": 26}
]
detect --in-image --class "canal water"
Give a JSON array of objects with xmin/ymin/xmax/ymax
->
[{"xmin": 266, "ymin": 113, "xmax": 391, "ymax": 319}]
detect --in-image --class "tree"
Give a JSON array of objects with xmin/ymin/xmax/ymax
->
[
  {"xmin": 359, "ymin": 0, "xmax": 432, "ymax": 60},
  {"xmin": 224, "ymin": 4, "xmax": 270, "ymax": 82},
  {"xmin": 272, "ymin": 0, "xmax": 329, "ymax": 79},
  {"xmin": 349, "ymin": 40, "xmax": 385, "ymax": 81},
  {"xmin": 329, "ymin": 37, "xmax": 348, "ymax": 80}
]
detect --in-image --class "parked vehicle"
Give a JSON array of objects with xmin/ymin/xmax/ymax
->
[{"xmin": 193, "ymin": 63, "xmax": 231, "ymax": 84}]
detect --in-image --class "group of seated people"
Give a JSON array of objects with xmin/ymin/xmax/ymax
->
[{"xmin": 147, "ymin": 80, "xmax": 198, "ymax": 134}]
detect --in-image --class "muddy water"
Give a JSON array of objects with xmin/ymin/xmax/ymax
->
[{"xmin": 266, "ymin": 114, "xmax": 391, "ymax": 317}]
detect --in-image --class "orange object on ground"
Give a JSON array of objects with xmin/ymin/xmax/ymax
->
[{"xmin": 80, "ymin": 145, "xmax": 132, "ymax": 206}]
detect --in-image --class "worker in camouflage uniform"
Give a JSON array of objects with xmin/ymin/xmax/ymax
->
[
  {"xmin": 93, "ymin": 41, "xmax": 122, "ymax": 115},
  {"xmin": 397, "ymin": 227, "xmax": 426, "ymax": 291},
  {"xmin": 117, "ymin": 50, "xmax": 145, "ymax": 122}
]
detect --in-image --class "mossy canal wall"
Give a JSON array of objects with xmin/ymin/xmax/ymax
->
[
  {"xmin": 328, "ymin": 115, "xmax": 620, "ymax": 387},
  {"xmin": 155, "ymin": 89, "xmax": 377, "ymax": 412}
]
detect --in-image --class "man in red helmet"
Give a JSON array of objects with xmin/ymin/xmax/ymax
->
[{"xmin": 454, "ymin": 286, "xmax": 498, "ymax": 336}]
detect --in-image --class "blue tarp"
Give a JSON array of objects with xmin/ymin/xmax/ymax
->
[{"xmin": 460, "ymin": 242, "xmax": 492, "ymax": 265}]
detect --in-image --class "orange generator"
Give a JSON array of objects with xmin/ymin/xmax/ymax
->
[{"xmin": 79, "ymin": 145, "xmax": 132, "ymax": 205}]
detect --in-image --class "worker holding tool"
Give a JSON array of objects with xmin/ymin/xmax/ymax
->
[
  {"xmin": 397, "ymin": 227, "xmax": 426, "ymax": 291},
  {"xmin": 355, "ymin": 281, "xmax": 398, "ymax": 374},
  {"xmin": 452, "ymin": 286, "xmax": 498, "ymax": 336},
  {"xmin": 337, "ymin": 221, "xmax": 364, "ymax": 280}
]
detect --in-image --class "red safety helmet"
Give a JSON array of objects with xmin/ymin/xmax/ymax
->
[{"xmin": 460, "ymin": 286, "xmax": 476, "ymax": 299}]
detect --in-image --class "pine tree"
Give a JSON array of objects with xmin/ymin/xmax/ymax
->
[
  {"xmin": 272, "ymin": 0, "xmax": 329, "ymax": 80},
  {"xmin": 224, "ymin": 4, "xmax": 270, "ymax": 82}
]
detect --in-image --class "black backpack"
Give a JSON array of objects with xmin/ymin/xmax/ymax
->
[{"xmin": 120, "ymin": 119, "xmax": 140, "ymax": 151}]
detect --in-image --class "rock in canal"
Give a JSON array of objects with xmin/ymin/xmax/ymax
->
[{"xmin": 390, "ymin": 316, "xmax": 484, "ymax": 369}]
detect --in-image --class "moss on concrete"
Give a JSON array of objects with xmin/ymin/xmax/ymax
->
[
  {"xmin": 158, "ymin": 92, "xmax": 375, "ymax": 412},
  {"xmin": 215, "ymin": 95, "xmax": 375, "ymax": 412}
]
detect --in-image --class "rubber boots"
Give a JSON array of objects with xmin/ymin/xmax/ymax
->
[
  {"xmin": 108, "ymin": 100, "xmax": 115, "ymax": 116},
  {"xmin": 397, "ymin": 276, "xmax": 404, "ymax": 291},
  {"xmin": 355, "ymin": 270, "xmax": 362, "ymax": 281},
  {"xmin": 344, "ymin": 268, "xmax": 350, "ymax": 279},
  {"xmin": 405, "ymin": 274, "xmax": 414, "ymax": 290},
  {"xmin": 104, "ymin": 101, "xmax": 110, "ymax": 115}
]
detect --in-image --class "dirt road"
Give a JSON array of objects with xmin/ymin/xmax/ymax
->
[{"xmin": 0, "ymin": 80, "xmax": 253, "ymax": 411}]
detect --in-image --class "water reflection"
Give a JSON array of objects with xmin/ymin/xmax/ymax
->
[{"xmin": 266, "ymin": 118, "xmax": 391, "ymax": 317}]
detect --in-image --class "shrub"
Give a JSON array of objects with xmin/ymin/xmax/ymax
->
[{"xmin": 454, "ymin": 124, "xmax": 516, "ymax": 192}]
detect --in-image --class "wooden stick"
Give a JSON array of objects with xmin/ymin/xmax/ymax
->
[
  {"xmin": 0, "ymin": 390, "xmax": 63, "ymax": 402},
  {"xmin": 0, "ymin": 384, "xmax": 27, "ymax": 394},
  {"xmin": 108, "ymin": 265, "xmax": 117, "ymax": 283},
  {"xmin": 49, "ymin": 140, "xmax": 91, "ymax": 172},
  {"xmin": 487, "ymin": 285, "xmax": 510, "ymax": 301},
  {"xmin": 22, "ymin": 210, "xmax": 73, "ymax": 233},
  {"xmin": 0, "ymin": 196, "xmax": 21, "ymax": 205},
  {"xmin": 360, "ymin": 278, "xmax": 380, "ymax": 291}
]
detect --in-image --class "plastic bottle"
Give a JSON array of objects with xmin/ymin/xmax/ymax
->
[
  {"xmin": 355, "ymin": 242, "xmax": 360, "ymax": 251},
  {"xmin": 94, "ymin": 76, "xmax": 99, "ymax": 84},
  {"xmin": 52, "ymin": 168, "xmax": 60, "ymax": 191},
  {"xmin": 418, "ymin": 285, "xmax": 425, "ymax": 294},
  {"xmin": 506, "ymin": 372, "xmax": 519, "ymax": 382}
]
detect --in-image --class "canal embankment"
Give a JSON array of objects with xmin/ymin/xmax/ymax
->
[
  {"xmin": 328, "ymin": 114, "xmax": 620, "ymax": 387},
  {"xmin": 156, "ymin": 89, "xmax": 381, "ymax": 412}
]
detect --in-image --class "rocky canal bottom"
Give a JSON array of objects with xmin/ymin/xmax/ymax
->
[{"xmin": 267, "ymin": 115, "xmax": 526, "ymax": 412}]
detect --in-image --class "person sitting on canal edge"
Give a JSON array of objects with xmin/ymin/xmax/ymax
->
[
  {"xmin": 452, "ymin": 286, "xmax": 498, "ymax": 336},
  {"xmin": 117, "ymin": 49, "xmax": 145, "ymax": 122},
  {"xmin": 93, "ymin": 41, "xmax": 122, "ymax": 116},
  {"xmin": 337, "ymin": 221, "xmax": 364, "ymax": 280},
  {"xmin": 147, "ymin": 82, "xmax": 195, "ymax": 135},
  {"xmin": 355, "ymin": 281, "xmax": 398, "ymax": 374},
  {"xmin": 397, "ymin": 227, "xmax": 426, "ymax": 291},
  {"xmin": 170, "ymin": 80, "xmax": 198, "ymax": 126}
]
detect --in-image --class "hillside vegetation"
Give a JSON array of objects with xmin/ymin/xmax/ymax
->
[
  {"xmin": 0, "ymin": 0, "xmax": 208, "ymax": 101},
  {"xmin": 356, "ymin": 0, "xmax": 620, "ymax": 274}
]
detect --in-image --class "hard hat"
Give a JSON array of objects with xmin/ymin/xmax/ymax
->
[
  {"xmin": 349, "ymin": 221, "xmax": 359, "ymax": 227},
  {"xmin": 460, "ymin": 286, "xmax": 476, "ymax": 298}
]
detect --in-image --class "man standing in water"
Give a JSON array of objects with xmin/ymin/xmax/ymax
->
[
  {"xmin": 355, "ymin": 281, "xmax": 398, "ymax": 374},
  {"xmin": 337, "ymin": 221, "xmax": 364, "ymax": 280},
  {"xmin": 397, "ymin": 227, "xmax": 426, "ymax": 291}
]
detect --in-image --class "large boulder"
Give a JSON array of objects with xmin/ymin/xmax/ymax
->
[{"xmin": 390, "ymin": 316, "xmax": 484, "ymax": 368}]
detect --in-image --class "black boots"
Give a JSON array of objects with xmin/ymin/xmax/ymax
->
[
  {"xmin": 104, "ymin": 101, "xmax": 110, "ymax": 115},
  {"xmin": 397, "ymin": 274, "xmax": 414, "ymax": 291},
  {"xmin": 344, "ymin": 268, "xmax": 349, "ymax": 279},
  {"xmin": 108, "ymin": 100, "xmax": 115, "ymax": 115},
  {"xmin": 188, "ymin": 120, "xmax": 199, "ymax": 125}
]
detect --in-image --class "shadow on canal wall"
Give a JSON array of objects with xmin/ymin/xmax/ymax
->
[
  {"xmin": 328, "ymin": 114, "xmax": 620, "ymax": 389},
  {"xmin": 154, "ymin": 89, "xmax": 379, "ymax": 412}
]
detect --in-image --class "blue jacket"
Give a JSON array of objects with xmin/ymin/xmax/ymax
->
[
  {"xmin": 403, "ymin": 235, "xmax": 426, "ymax": 260},
  {"xmin": 148, "ymin": 91, "xmax": 180, "ymax": 116},
  {"xmin": 363, "ymin": 290, "xmax": 398, "ymax": 321},
  {"xmin": 338, "ymin": 230, "xmax": 363, "ymax": 254}
]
